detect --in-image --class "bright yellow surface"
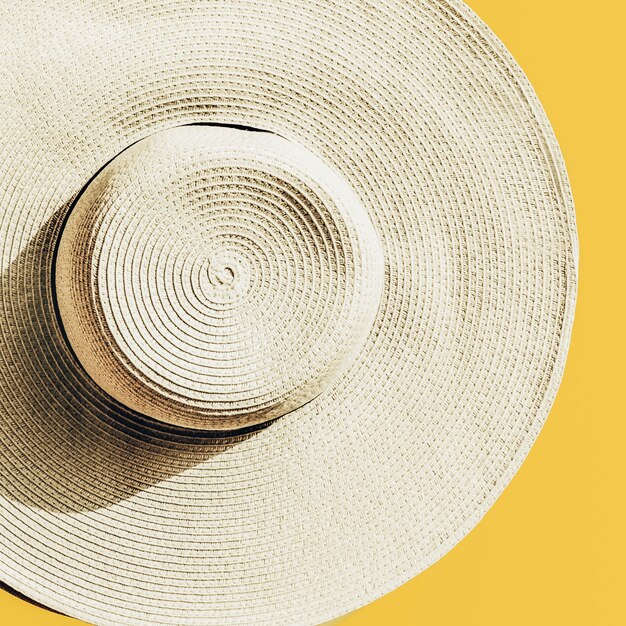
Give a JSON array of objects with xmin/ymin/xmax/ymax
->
[{"xmin": 2, "ymin": 1, "xmax": 624, "ymax": 625}]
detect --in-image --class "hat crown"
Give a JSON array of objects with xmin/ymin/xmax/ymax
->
[{"xmin": 55, "ymin": 126, "xmax": 384, "ymax": 430}]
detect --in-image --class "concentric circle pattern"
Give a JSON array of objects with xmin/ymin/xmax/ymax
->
[
  {"xmin": 56, "ymin": 126, "xmax": 384, "ymax": 429},
  {"xmin": 0, "ymin": 1, "xmax": 577, "ymax": 626}
]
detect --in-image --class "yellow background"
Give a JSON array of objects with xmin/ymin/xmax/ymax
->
[{"xmin": 2, "ymin": 1, "xmax": 624, "ymax": 624}]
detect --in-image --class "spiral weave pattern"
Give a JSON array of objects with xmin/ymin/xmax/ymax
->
[
  {"xmin": 56, "ymin": 126, "xmax": 383, "ymax": 429},
  {"xmin": 0, "ymin": 1, "xmax": 577, "ymax": 625}
]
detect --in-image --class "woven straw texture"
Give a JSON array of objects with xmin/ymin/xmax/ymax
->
[{"xmin": 0, "ymin": 1, "xmax": 577, "ymax": 626}]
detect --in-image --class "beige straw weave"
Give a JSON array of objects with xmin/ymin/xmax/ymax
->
[{"xmin": 0, "ymin": 1, "xmax": 577, "ymax": 625}]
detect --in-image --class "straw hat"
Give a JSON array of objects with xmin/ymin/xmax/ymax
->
[{"xmin": 0, "ymin": 0, "xmax": 577, "ymax": 625}]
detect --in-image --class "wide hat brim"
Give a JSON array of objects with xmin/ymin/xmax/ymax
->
[{"xmin": 0, "ymin": 1, "xmax": 577, "ymax": 625}]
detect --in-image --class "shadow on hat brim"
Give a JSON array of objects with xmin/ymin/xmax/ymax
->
[{"xmin": 0, "ymin": 207, "xmax": 273, "ymax": 516}]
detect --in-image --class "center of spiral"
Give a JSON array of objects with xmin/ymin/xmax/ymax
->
[
  {"xmin": 55, "ymin": 126, "xmax": 384, "ymax": 430},
  {"xmin": 201, "ymin": 249, "xmax": 250, "ymax": 304},
  {"xmin": 212, "ymin": 265, "xmax": 235, "ymax": 287}
]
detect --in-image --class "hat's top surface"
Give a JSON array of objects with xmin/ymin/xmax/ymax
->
[
  {"xmin": 55, "ymin": 126, "xmax": 384, "ymax": 430},
  {"xmin": 0, "ymin": 1, "xmax": 577, "ymax": 625}
]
